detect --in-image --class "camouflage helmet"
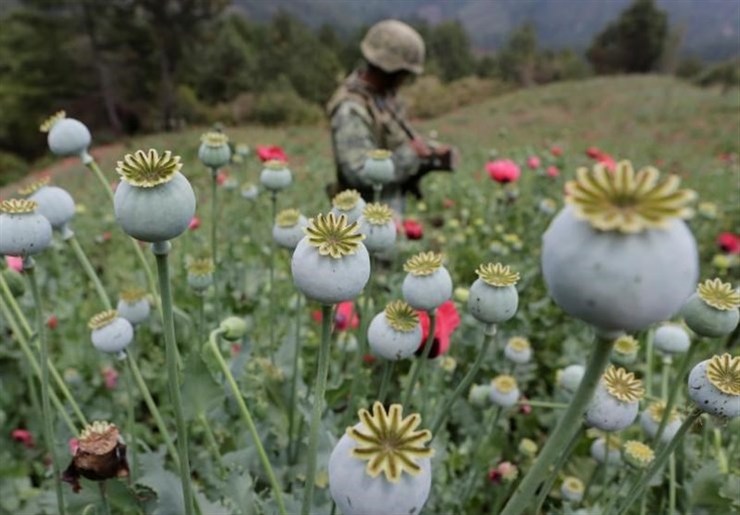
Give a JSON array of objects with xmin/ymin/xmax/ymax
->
[{"xmin": 361, "ymin": 20, "xmax": 425, "ymax": 75}]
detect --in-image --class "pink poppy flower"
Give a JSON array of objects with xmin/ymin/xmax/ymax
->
[
  {"xmin": 717, "ymin": 232, "xmax": 740, "ymax": 254},
  {"xmin": 68, "ymin": 437, "xmax": 79, "ymax": 455},
  {"xmin": 546, "ymin": 165, "xmax": 560, "ymax": 178},
  {"xmin": 486, "ymin": 159, "xmax": 521, "ymax": 184},
  {"xmin": 5, "ymin": 256, "xmax": 23, "ymax": 272},
  {"xmin": 550, "ymin": 145, "xmax": 563, "ymax": 157},
  {"xmin": 256, "ymin": 145, "xmax": 288, "ymax": 163},
  {"xmin": 102, "ymin": 366, "xmax": 118, "ymax": 390},
  {"xmin": 416, "ymin": 300, "xmax": 460, "ymax": 358},
  {"xmin": 403, "ymin": 219, "xmax": 423, "ymax": 240},
  {"xmin": 216, "ymin": 169, "xmax": 229, "ymax": 185},
  {"xmin": 526, "ymin": 156, "xmax": 541, "ymax": 170},
  {"xmin": 12, "ymin": 429, "xmax": 35, "ymax": 448},
  {"xmin": 335, "ymin": 301, "xmax": 360, "ymax": 331},
  {"xmin": 188, "ymin": 216, "xmax": 201, "ymax": 231}
]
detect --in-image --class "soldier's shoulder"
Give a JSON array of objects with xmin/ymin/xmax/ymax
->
[{"xmin": 330, "ymin": 97, "xmax": 373, "ymax": 127}]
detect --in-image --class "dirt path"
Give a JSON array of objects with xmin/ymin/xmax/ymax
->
[{"xmin": 0, "ymin": 143, "xmax": 124, "ymax": 199}]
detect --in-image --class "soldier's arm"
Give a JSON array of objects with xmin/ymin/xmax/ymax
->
[{"xmin": 331, "ymin": 101, "xmax": 419, "ymax": 189}]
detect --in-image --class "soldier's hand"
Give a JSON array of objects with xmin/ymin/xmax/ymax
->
[{"xmin": 410, "ymin": 137, "xmax": 432, "ymax": 158}]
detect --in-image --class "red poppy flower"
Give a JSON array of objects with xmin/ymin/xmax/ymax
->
[
  {"xmin": 550, "ymin": 145, "xmax": 563, "ymax": 157},
  {"xmin": 335, "ymin": 301, "xmax": 360, "ymax": 331},
  {"xmin": 12, "ymin": 429, "xmax": 35, "ymax": 448},
  {"xmin": 5, "ymin": 256, "xmax": 23, "ymax": 272},
  {"xmin": 47, "ymin": 314, "xmax": 59, "ymax": 330},
  {"xmin": 416, "ymin": 300, "xmax": 460, "ymax": 358},
  {"xmin": 442, "ymin": 198, "xmax": 455, "ymax": 209},
  {"xmin": 518, "ymin": 395, "xmax": 532, "ymax": 415},
  {"xmin": 362, "ymin": 354, "xmax": 377, "ymax": 365},
  {"xmin": 586, "ymin": 146, "xmax": 602, "ymax": 159},
  {"xmin": 597, "ymin": 154, "xmax": 616, "ymax": 171},
  {"xmin": 546, "ymin": 165, "xmax": 560, "ymax": 178},
  {"xmin": 188, "ymin": 216, "xmax": 201, "ymax": 231},
  {"xmin": 717, "ymin": 232, "xmax": 740, "ymax": 254},
  {"xmin": 256, "ymin": 145, "xmax": 288, "ymax": 163},
  {"xmin": 486, "ymin": 159, "xmax": 521, "ymax": 184},
  {"xmin": 526, "ymin": 156, "xmax": 541, "ymax": 170},
  {"xmin": 403, "ymin": 219, "xmax": 423, "ymax": 240},
  {"xmin": 216, "ymin": 169, "xmax": 229, "ymax": 185},
  {"xmin": 102, "ymin": 366, "xmax": 118, "ymax": 390}
]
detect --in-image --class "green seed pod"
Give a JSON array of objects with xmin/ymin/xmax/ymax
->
[
  {"xmin": 590, "ymin": 437, "xmax": 622, "ymax": 465},
  {"xmin": 640, "ymin": 401, "xmax": 681, "ymax": 442},
  {"xmin": 468, "ymin": 262, "xmax": 519, "ymax": 324},
  {"xmin": 41, "ymin": 111, "xmax": 91, "ymax": 158},
  {"xmin": 504, "ymin": 337, "xmax": 532, "ymax": 364},
  {"xmin": 328, "ymin": 403, "xmax": 433, "ymax": 515},
  {"xmin": 259, "ymin": 160, "xmax": 292, "ymax": 192},
  {"xmin": 187, "ymin": 257, "xmax": 215, "ymax": 293},
  {"xmin": 489, "ymin": 375, "xmax": 519, "ymax": 408},
  {"xmin": 113, "ymin": 149, "xmax": 196, "ymax": 243},
  {"xmin": 0, "ymin": 199, "xmax": 52, "ymax": 257},
  {"xmin": 21, "ymin": 178, "xmax": 76, "ymax": 232},
  {"xmin": 272, "ymin": 208, "xmax": 308, "ymax": 250},
  {"xmin": 367, "ymin": 300, "xmax": 422, "ymax": 360},
  {"xmin": 541, "ymin": 161, "xmax": 698, "ymax": 332},
  {"xmin": 560, "ymin": 477, "xmax": 585, "ymax": 503},
  {"xmin": 291, "ymin": 213, "xmax": 370, "ymax": 305},
  {"xmin": 681, "ymin": 279, "xmax": 739, "ymax": 337},
  {"xmin": 198, "ymin": 132, "xmax": 232, "ymax": 169},
  {"xmin": 331, "ymin": 189, "xmax": 366, "ymax": 224},
  {"xmin": 654, "ymin": 322, "xmax": 691, "ymax": 354},
  {"xmin": 220, "ymin": 317, "xmax": 248, "ymax": 341},
  {"xmin": 585, "ymin": 366, "xmax": 643, "ymax": 431},
  {"xmin": 402, "ymin": 252, "xmax": 452, "ymax": 311},
  {"xmin": 688, "ymin": 354, "xmax": 740, "ymax": 419},
  {"xmin": 622, "ymin": 440, "xmax": 654, "ymax": 470},
  {"xmin": 89, "ymin": 310, "xmax": 133, "ymax": 359},
  {"xmin": 361, "ymin": 149, "xmax": 395, "ymax": 185},
  {"xmin": 116, "ymin": 288, "xmax": 150, "ymax": 325},
  {"xmin": 357, "ymin": 203, "xmax": 397, "ymax": 254}
]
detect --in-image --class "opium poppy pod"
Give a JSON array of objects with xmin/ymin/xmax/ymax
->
[
  {"xmin": 259, "ymin": 160, "xmax": 292, "ymax": 192},
  {"xmin": 331, "ymin": 189, "xmax": 366, "ymax": 224},
  {"xmin": 328, "ymin": 403, "xmax": 433, "ymax": 515},
  {"xmin": 361, "ymin": 149, "xmax": 395, "ymax": 185},
  {"xmin": 113, "ymin": 149, "xmax": 196, "ymax": 243},
  {"xmin": 681, "ymin": 279, "xmax": 739, "ymax": 338},
  {"xmin": 585, "ymin": 366, "xmax": 643, "ymax": 431},
  {"xmin": 272, "ymin": 208, "xmax": 308, "ymax": 250},
  {"xmin": 116, "ymin": 288, "xmax": 150, "ymax": 325},
  {"xmin": 468, "ymin": 262, "xmax": 519, "ymax": 324},
  {"xmin": 291, "ymin": 213, "xmax": 370, "ymax": 305},
  {"xmin": 504, "ymin": 337, "xmax": 532, "ymax": 364},
  {"xmin": 89, "ymin": 310, "xmax": 133, "ymax": 358},
  {"xmin": 40, "ymin": 111, "xmax": 91, "ymax": 159},
  {"xmin": 489, "ymin": 375, "xmax": 520, "ymax": 408},
  {"xmin": 653, "ymin": 323, "xmax": 691, "ymax": 355},
  {"xmin": 62, "ymin": 421, "xmax": 129, "ymax": 492},
  {"xmin": 541, "ymin": 161, "xmax": 698, "ymax": 332},
  {"xmin": 0, "ymin": 199, "xmax": 52, "ymax": 257},
  {"xmin": 187, "ymin": 257, "xmax": 215, "ymax": 293},
  {"xmin": 357, "ymin": 203, "xmax": 397, "ymax": 254},
  {"xmin": 688, "ymin": 354, "xmax": 740, "ymax": 419},
  {"xmin": 402, "ymin": 252, "xmax": 452, "ymax": 311},
  {"xmin": 590, "ymin": 437, "xmax": 622, "ymax": 465},
  {"xmin": 198, "ymin": 131, "xmax": 231, "ymax": 169},
  {"xmin": 368, "ymin": 300, "xmax": 422, "ymax": 360},
  {"xmin": 22, "ymin": 178, "xmax": 76, "ymax": 232},
  {"xmin": 640, "ymin": 401, "xmax": 682, "ymax": 442}
]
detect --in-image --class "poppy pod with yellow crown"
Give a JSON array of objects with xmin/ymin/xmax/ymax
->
[
  {"xmin": 89, "ymin": 310, "xmax": 133, "ymax": 359},
  {"xmin": 585, "ymin": 365, "xmax": 644, "ymax": 431},
  {"xmin": 402, "ymin": 252, "xmax": 452, "ymax": 311},
  {"xmin": 116, "ymin": 288, "xmax": 150, "ymax": 325},
  {"xmin": 0, "ymin": 199, "xmax": 52, "ymax": 257},
  {"xmin": 688, "ymin": 354, "xmax": 740, "ymax": 418},
  {"xmin": 681, "ymin": 279, "xmax": 739, "ymax": 337},
  {"xmin": 362, "ymin": 149, "xmax": 395, "ymax": 185},
  {"xmin": 22, "ymin": 178, "xmax": 76, "ymax": 233},
  {"xmin": 468, "ymin": 262, "xmax": 519, "ymax": 324},
  {"xmin": 40, "ymin": 111, "xmax": 92, "ymax": 160},
  {"xmin": 331, "ymin": 189, "xmax": 367, "ymax": 224},
  {"xmin": 357, "ymin": 203, "xmax": 397, "ymax": 254},
  {"xmin": 328, "ymin": 403, "xmax": 433, "ymax": 515},
  {"xmin": 198, "ymin": 131, "xmax": 231, "ymax": 169},
  {"xmin": 291, "ymin": 213, "xmax": 370, "ymax": 305},
  {"xmin": 259, "ymin": 160, "xmax": 292, "ymax": 192},
  {"xmin": 272, "ymin": 208, "xmax": 308, "ymax": 250},
  {"xmin": 541, "ymin": 161, "xmax": 698, "ymax": 332},
  {"xmin": 113, "ymin": 149, "xmax": 196, "ymax": 243},
  {"xmin": 367, "ymin": 300, "xmax": 422, "ymax": 360}
]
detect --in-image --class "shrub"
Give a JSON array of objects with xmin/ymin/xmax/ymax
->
[
  {"xmin": 0, "ymin": 151, "xmax": 29, "ymax": 188},
  {"xmin": 404, "ymin": 76, "xmax": 509, "ymax": 119},
  {"xmin": 250, "ymin": 88, "xmax": 323, "ymax": 126}
]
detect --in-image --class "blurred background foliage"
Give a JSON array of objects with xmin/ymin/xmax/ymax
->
[{"xmin": 0, "ymin": 0, "xmax": 738, "ymax": 185}]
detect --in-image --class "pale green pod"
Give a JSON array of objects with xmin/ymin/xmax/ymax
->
[
  {"xmin": 90, "ymin": 311, "xmax": 133, "ymax": 358},
  {"xmin": 688, "ymin": 355, "xmax": 740, "ymax": 419},
  {"xmin": 560, "ymin": 478, "xmax": 585, "ymax": 503},
  {"xmin": 367, "ymin": 303, "xmax": 422, "ymax": 361},
  {"xmin": 542, "ymin": 207, "xmax": 697, "ymax": 332},
  {"xmin": 654, "ymin": 323, "xmax": 691, "ymax": 354},
  {"xmin": 0, "ymin": 200, "xmax": 52, "ymax": 257},
  {"xmin": 357, "ymin": 216, "xmax": 396, "ymax": 254},
  {"xmin": 504, "ymin": 338, "xmax": 532, "ymax": 364},
  {"xmin": 29, "ymin": 185, "xmax": 76, "ymax": 231},
  {"xmin": 590, "ymin": 438, "xmax": 622, "ymax": 465},
  {"xmin": 114, "ymin": 172, "xmax": 196, "ymax": 242},
  {"xmin": 259, "ymin": 162, "xmax": 292, "ymax": 191},
  {"xmin": 46, "ymin": 116, "xmax": 91, "ymax": 157},
  {"xmin": 585, "ymin": 383, "xmax": 639, "ymax": 432},
  {"xmin": 489, "ymin": 375, "xmax": 520, "ymax": 408},
  {"xmin": 116, "ymin": 298, "xmax": 150, "ymax": 325},
  {"xmin": 188, "ymin": 272, "xmax": 213, "ymax": 292},
  {"xmin": 198, "ymin": 134, "xmax": 232, "ymax": 169},
  {"xmin": 272, "ymin": 214, "xmax": 308, "ymax": 250},
  {"xmin": 558, "ymin": 364, "xmax": 585, "ymax": 393},
  {"xmin": 469, "ymin": 384, "xmax": 493, "ymax": 407},
  {"xmin": 331, "ymin": 190, "xmax": 366, "ymax": 224},
  {"xmin": 640, "ymin": 407, "xmax": 681, "ymax": 443},
  {"xmin": 682, "ymin": 292, "xmax": 739, "ymax": 338},
  {"xmin": 361, "ymin": 150, "xmax": 395, "ymax": 185},
  {"xmin": 469, "ymin": 280, "xmax": 518, "ymax": 324}
]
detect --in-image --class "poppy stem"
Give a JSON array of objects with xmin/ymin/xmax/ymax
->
[
  {"xmin": 25, "ymin": 258, "xmax": 66, "ymax": 515},
  {"xmin": 65, "ymin": 232, "xmax": 112, "ymax": 310},
  {"xmin": 152, "ymin": 242, "xmax": 195, "ymax": 515},
  {"xmin": 302, "ymin": 304, "xmax": 334, "ymax": 515},
  {"xmin": 210, "ymin": 168, "xmax": 220, "ymax": 316},
  {"xmin": 269, "ymin": 191, "xmax": 278, "ymax": 348},
  {"xmin": 460, "ymin": 406, "xmax": 502, "ymax": 505},
  {"xmin": 500, "ymin": 331, "xmax": 615, "ymax": 515},
  {"xmin": 654, "ymin": 345, "xmax": 696, "ymax": 444},
  {"xmin": 98, "ymin": 482, "xmax": 111, "ymax": 515},
  {"xmin": 378, "ymin": 361, "xmax": 395, "ymax": 403},
  {"xmin": 123, "ymin": 355, "xmax": 138, "ymax": 480},
  {"xmin": 208, "ymin": 328, "xmax": 287, "ymax": 515},
  {"xmin": 430, "ymin": 323, "xmax": 496, "ymax": 436},
  {"xmin": 287, "ymin": 293, "xmax": 303, "ymax": 465},
  {"xmin": 533, "ymin": 425, "xmax": 584, "ymax": 513},
  {"xmin": 401, "ymin": 310, "xmax": 436, "ymax": 409}
]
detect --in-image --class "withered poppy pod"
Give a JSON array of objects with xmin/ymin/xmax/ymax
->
[{"xmin": 541, "ymin": 161, "xmax": 698, "ymax": 332}]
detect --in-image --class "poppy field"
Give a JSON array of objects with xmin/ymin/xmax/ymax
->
[{"xmin": 1, "ymin": 76, "xmax": 739, "ymax": 515}]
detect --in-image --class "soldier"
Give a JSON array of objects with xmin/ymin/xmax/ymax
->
[{"xmin": 326, "ymin": 19, "xmax": 458, "ymax": 211}]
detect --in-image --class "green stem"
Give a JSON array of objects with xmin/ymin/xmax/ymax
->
[
  {"xmin": 378, "ymin": 361, "xmax": 395, "ymax": 404},
  {"xmin": 460, "ymin": 406, "xmax": 502, "ymax": 506},
  {"xmin": 98, "ymin": 482, "xmax": 111, "ymax": 515},
  {"xmin": 210, "ymin": 169, "xmax": 220, "ymax": 315},
  {"xmin": 669, "ymin": 454, "xmax": 676, "ymax": 515},
  {"xmin": 301, "ymin": 304, "xmax": 333, "ymax": 515},
  {"xmin": 500, "ymin": 333, "xmax": 615, "ymax": 515},
  {"xmin": 617, "ymin": 409, "xmax": 702, "ymax": 515},
  {"xmin": 198, "ymin": 293, "xmax": 206, "ymax": 346},
  {"xmin": 645, "ymin": 329, "xmax": 654, "ymax": 399},
  {"xmin": 0, "ymin": 295, "xmax": 78, "ymax": 434},
  {"xmin": 654, "ymin": 345, "xmax": 697, "ymax": 444},
  {"xmin": 661, "ymin": 356, "xmax": 671, "ymax": 400},
  {"xmin": 431, "ymin": 323, "xmax": 496, "ymax": 436},
  {"xmin": 533, "ymin": 426, "xmax": 584, "ymax": 513},
  {"xmin": 126, "ymin": 354, "xmax": 179, "ymax": 466},
  {"xmin": 0, "ymin": 270, "xmax": 32, "ymax": 334},
  {"xmin": 25, "ymin": 260, "xmax": 66, "ymax": 514},
  {"xmin": 288, "ymin": 293, "xmax": 303, "ymax": 465},
  {"xmin": 198, "ymin": 413, "xmax": 224, "ymax": 474},
  {"xmin": 402, "ymin": 311, "xmax": 436, "ymax": 408},
  {"xmin": 66, "ymin": 233, "xmax": 112, "ymax": 310},
  {"xmin": 207, "ymin": 329, "xmax": 287, "ymax": 515},
  {"xmin": 372, "ymin": 184, "xmax": 382, "ymax": 203},
  {"xmin": 518, "ymin": 399, "xmax": 568, "ymax": 409},
  {"xmin": 269, "ymin": 191, "xmax": 277, "ymax": 348},
  {"xmin": 599, "ymin": 432, "xmax": 611, "ymax": 503},
  {"xmin": 153, "ymin": 244, "xmax": 195, "ymax": 515},
  {"xmin": 124, "ymin": 357, "xmax": 138, "ymax": 480}
]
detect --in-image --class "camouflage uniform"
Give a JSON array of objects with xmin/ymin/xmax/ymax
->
[{"xmin": 327, "ymin": 72, "xmax": 420, "ymax": 211}]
